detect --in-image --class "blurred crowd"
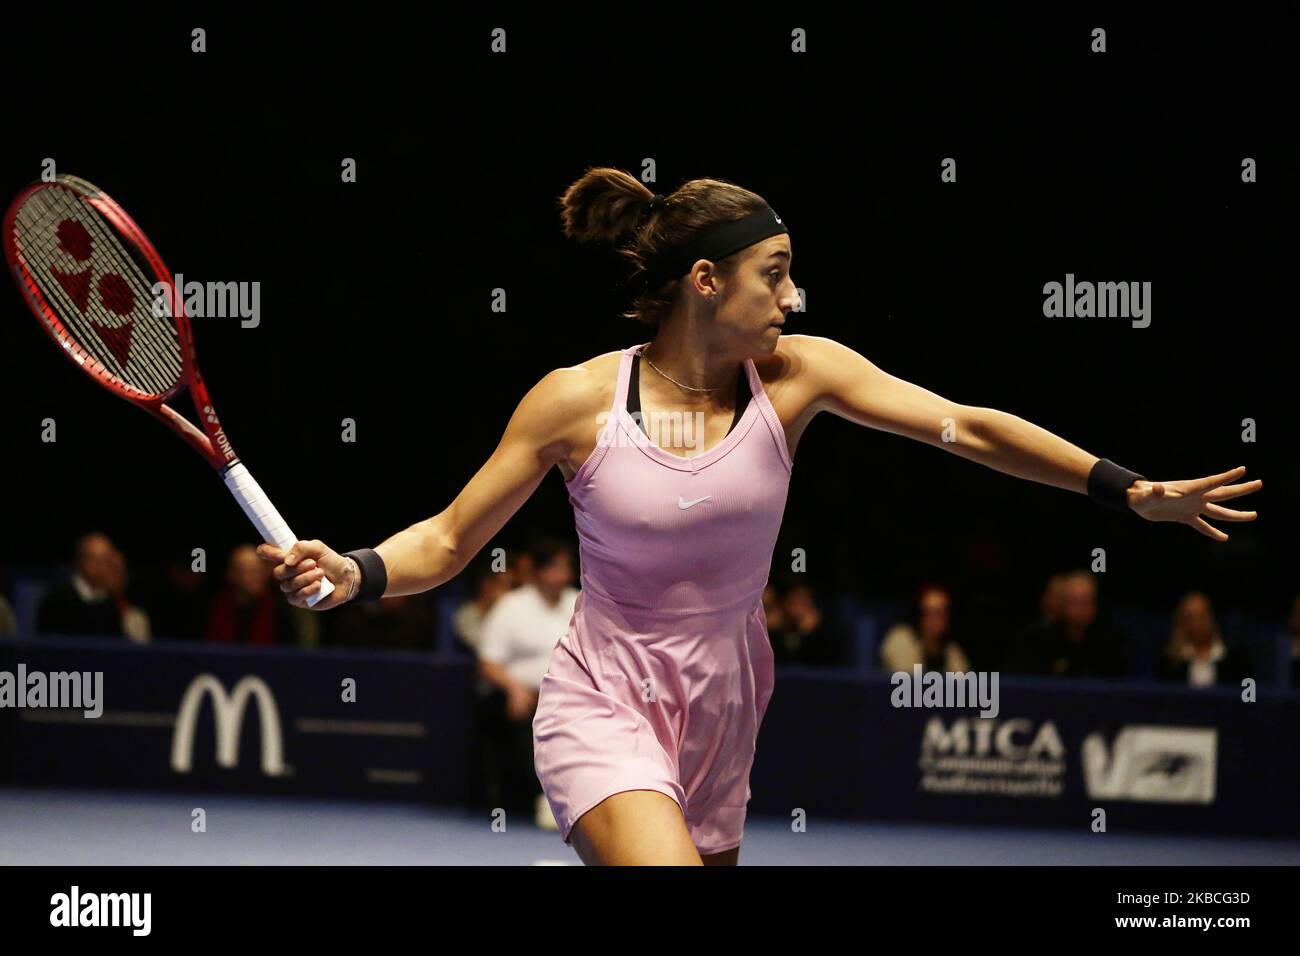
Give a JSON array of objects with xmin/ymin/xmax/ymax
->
[
  {"xmin": 877, "ymin": 570, "xmax": 1273, "ymax": 687},
  {"xmin": 2, "ymin": 535, "xmax": 1297, "ymax": 693},
  {"xmin": 3, "ymin": 532, "xmax": 1298, "ymax": 824}
]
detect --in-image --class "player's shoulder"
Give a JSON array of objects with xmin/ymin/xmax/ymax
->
[
  {"xmin": 753, "ymin": 333, "xmax": 836, "ymax": 384},
  {"xmin": 506, "ymin": 346, "xmax": 631, "ymax": 448},
  {"xmin": 772, "ymin": 333, "xmax": 838, "ymax": 360},
  {"xmin": 529, "ymin": 347, "xmax": 626, "ymax": 415}
]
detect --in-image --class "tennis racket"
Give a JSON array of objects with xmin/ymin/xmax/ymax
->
[{"xmin": 3, "ymin": 174, "xmax": 333, "ymax": 606}]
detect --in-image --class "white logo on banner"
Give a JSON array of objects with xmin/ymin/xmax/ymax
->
[
  {"xmin": 1082, "ymin": 724, "xmax": 1217, "ymax": 804},
  {"xmin": 918, "ymin": 717, "xmax": 1066, "ymax": 798},
  {"xmin": 170, "ymin": 674, "xmax": 286, "ymax": 776}
]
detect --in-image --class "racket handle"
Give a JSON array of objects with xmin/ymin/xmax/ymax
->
[{"xmin": 221, "ymin": 462, "xmax": 335, "ymax": 607}]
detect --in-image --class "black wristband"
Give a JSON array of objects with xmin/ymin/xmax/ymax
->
[
  {"xmin": 342, "ymin": 548, "xmax": 388, "ymax": 603},
  {"xmin": 1087, "ymin": 458, "xmax": 1145, "ymax": 513}
]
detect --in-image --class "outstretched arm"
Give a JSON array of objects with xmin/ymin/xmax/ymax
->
[
  {"xmin": 258, "ymin": 367, "xmax": 588, "ymax": 606},
  {"xmin": 796, "ymin": 335, "xmax": 1261, "ymax": 541}
]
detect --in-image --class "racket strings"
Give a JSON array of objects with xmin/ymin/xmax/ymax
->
[
  {"xmin": 16, "ymin": 191, "xmax": 181, "ymax": 396},
  {"xmin": 57, "ymin": 204, "xmax": 182, "ymax": 394},
  {"xmin": 12, "ymin": 187, "xmax": 184, "ymax": 398},
  {"xmin": 19, "ymin": 190, "xmax": 183, "ymax": 395}
]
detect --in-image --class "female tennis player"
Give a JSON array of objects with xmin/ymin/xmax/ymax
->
[{"xmin": 258, "ymin": 167, "xmax": 1261, "ymax": 866}]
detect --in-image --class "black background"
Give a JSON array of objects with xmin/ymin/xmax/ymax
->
[{"xmin": 0, "ymin": 10, "xmax": 1292, "ymax": 636}]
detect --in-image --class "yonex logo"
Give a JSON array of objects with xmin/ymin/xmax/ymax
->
[
  {"xmin": 678, "ymin": 495, "xmax": 712, "ymax": 510},
  {"xmin": 203, "ymin": 405, "xmax": 218, "ymax": 424},
  {"xmin": 213, "ymin": 428, "xmax": 235, "ymax": 460},
  {"xmin": 47, "ymin": 216, "xmax": 138, "ymax": 368}
]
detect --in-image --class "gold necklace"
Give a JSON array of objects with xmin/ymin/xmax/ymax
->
[{"xmin": 641, "ymin": 345, "xmax": 726, "ymax": 393}]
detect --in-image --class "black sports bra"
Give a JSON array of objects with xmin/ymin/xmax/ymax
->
[{"xmin": 627, "ymin": 347, "xmax": 752, "ymax": 438}]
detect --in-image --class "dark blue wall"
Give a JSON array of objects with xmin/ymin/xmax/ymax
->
[{"xmin": 3, "ymin": 639, "xmax": 1296, "ymax": 836}]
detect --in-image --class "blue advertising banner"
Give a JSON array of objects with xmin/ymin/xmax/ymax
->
[
  {"xmin": 751, "ymin": 670, "xmax": 1300, "ymax": 837},
  {"xmin": 2, "ymin": 640, "xmax": 1297, "ymax": 836},
  {"xmin": 0, "ymin": 639, "xmax": 477, "ymax": 803}
]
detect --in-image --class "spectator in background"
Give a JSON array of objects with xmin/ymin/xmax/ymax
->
[
  {"xmin": 456, "ymin": 550, "xmax": 526, "ymax": 809},
  {"xmin": 1038, "ymin": 572, "xmax": 1069, "ymax": 627},
  {"xmin": 1001, "ymin": 572, "xmax": 1069, "ymax": 670},
  {"xmin": 1005, "ymin": 570, "xmax": 1129, "ymax": 678},
  {"xmin": 452, "ymin": 552, "xmax": 515, "ymax": 655},
  {"xmin": 770, "ymin": 582, "xmax": 846, "ymax": 666},
  {"xmin": 37, "ymin": 533, "xmax": 150, "ymax": 643},
  {"xmin": 476, "ymin": 537, "xmax": 578, "ymax": 831},
  {"xmin": 106, "ymin": 548, "xmax": 151, "ymax": 643},
  {"xmin": 1156, "ymin": 591, "xmax": 1252, "ymax": 688},
  {"xmin": 508, "ymin": 548, "xmax": 535, "ymax": 590},
  {"xmin": 880, "ymin": 583, "xmax": 971, "ymax": 674},
  {"xmin": 207, "ymin": 544, "xmax": 301, "ymax": 646}
]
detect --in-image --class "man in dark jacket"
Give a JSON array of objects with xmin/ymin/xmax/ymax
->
[
  {"xmin": 1005, "ymin": 570, "xmax": 1129, "ymax": 678},
  {"xmin": 37, "ymin": 533, "xmax": 147, "ymax": 640}
]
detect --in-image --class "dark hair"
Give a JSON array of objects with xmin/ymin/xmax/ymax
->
[
  {"xmin": 464, "ymin": 550, "xmax": 502, "ymax": 588},
  {"xmin": 527, "ymin": 534, "xmax": 574, "ymax": 571},
  {"xmin": 910, "ymin": 581, "xmax": 951, "ymax": 630},
  {"xmin": 73, "ymin": 531, "xmax": 114, "ymax": 561},
  {"xmin": 557, "ymin": 166, "xmax": 769, "ymax": 327},
  {"xmin": 1165, "ymin": 590, "xmax": 1220, "ymax": 663}
]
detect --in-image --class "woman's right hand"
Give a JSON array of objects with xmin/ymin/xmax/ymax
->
[{"xmin": 256, "ymin": 540, "xmax": 354, "ymax": 610}]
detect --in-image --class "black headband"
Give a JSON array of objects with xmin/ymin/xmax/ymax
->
[{"xmin": 644, "ymin": 203, "xmax": 788, "ymax": 281}]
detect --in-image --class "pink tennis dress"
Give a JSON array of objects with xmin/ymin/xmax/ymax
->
[{"xmin": 533, "ymin": 342, "xmax": 793, "ymax": 854}]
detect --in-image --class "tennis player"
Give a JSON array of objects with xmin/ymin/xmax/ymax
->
[{"xmin": 259, "ymin": 168, "xmax": 1261, "ymax": 866}]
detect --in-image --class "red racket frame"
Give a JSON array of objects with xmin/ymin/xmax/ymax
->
[
  {"xmin": 3, "ymin": 176, "xmax": 239, "ymax": 472},
  {"xmin": 5, "ymin": 174, "xmax": 335, "ymax": 605}
]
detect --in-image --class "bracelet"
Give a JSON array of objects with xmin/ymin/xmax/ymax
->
[
  {"xmin": 1087, "ymin": 458, "xmax": 1146, "ymax": 513},
  {"xmin": 343, "ymin": 557, "xmax": 361, "ymax": 603},
  {"xmin": 341, "ymin": 548, "xmax": 389, "ymax": 603}
]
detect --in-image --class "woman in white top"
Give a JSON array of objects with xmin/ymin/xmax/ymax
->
[{"xmin": 880, "ymin": 583, "xmax": 971, "ymax": 674}]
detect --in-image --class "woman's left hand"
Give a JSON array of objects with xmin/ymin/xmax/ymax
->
[{"xmin": 1127, "ymin": 465, "xmax": 1261, "ymax": 541}]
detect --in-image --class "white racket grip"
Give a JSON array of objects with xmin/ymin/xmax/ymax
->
[{"xmin": 221, "ymin": 462, "xmax": 335, "ymax": 607}]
